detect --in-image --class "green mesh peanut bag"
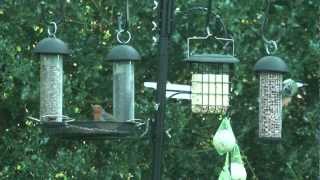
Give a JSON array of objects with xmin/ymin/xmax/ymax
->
[
  {"xmin": 212, "ymin": 117, "xmax": 236, "ymax": 155},
  {"xmin": 230, "ymin": 145, "xmax": 247, "ymax": 180},
  {"xmin": 218, "ymin": 153, "xmax": 232, "ymax": 180}
]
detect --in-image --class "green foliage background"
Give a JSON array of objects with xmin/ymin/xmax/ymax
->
[{"xmin": 0, "ymin": 0, "xmax": 319, "ymax": 179}]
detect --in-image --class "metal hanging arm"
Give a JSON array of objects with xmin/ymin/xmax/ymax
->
[
  {"xmin": 261, "ymin": 0, "xmax": 272, "ymax": 43},
  {"xmin": 205, "ymin": 0, "xmax": 213, "ymax": 36},
  {"xmin": 260, "ymin": 0, "xmax": 284, "ymax": 54},
  {"xmin": 204, "ymin": 0, "xmax": 229, "ymax": 38}
]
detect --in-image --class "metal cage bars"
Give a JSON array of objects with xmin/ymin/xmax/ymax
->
[{"xmin": 191, "ymin": 63, "xmax": 231, "ymax": 113}]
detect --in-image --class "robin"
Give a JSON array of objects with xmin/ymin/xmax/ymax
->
[{"xmin": 91, "ymin": 104, "xmax": 116, "ymax": 121}]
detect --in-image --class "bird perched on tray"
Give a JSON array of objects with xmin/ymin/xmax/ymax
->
[
  {"xmin": 91, "ymin": 104, "xmax": 116, "ymax": 121},
  {"xmin": 282, "ymin": 79, "xmax": 306, "ymax": 107}
]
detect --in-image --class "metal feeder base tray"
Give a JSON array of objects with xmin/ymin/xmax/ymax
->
[{"xmin": 41, "ymin": 121, "xmax": 142, "ymax": 139}]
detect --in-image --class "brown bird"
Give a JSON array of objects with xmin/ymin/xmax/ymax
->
[{"xmin": 91, "ymin": 104, "xmax": 116, "ymax": 121}]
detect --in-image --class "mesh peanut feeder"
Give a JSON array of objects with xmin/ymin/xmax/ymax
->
[{"xmin": 254, "ymin": 56, "xmax": 288, "ymax": 140}]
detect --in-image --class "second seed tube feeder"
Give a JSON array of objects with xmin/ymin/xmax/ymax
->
[
  {"xmin": 185, "ymin": 33, "xmax": 239, "ymax": 114},
  {"xmin": 106, "ymin": 43, "xmax": 141, "ymax": 122},
  {"xmin": 106, "ymin": 12, "xmax": 141, "ymax": 122},
  {"xmin": 254, "ymin": 55, "xmax": 288, "ymax": 140}
]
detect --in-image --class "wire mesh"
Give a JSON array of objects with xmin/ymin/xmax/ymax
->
[
  {"xmin": 191, "ymin": 63, "xmax": 230, "ymax": 113},
  {"xmin": 40, "ymin": 55, "xmax": 63, "ymax": 122},
  {"xmin": 113, "ymin": 62, "xmax": 135, "ymax": 122},
  {"xmin": 258, "ymin": 72, "xmax": 283, "ymax": 139}
]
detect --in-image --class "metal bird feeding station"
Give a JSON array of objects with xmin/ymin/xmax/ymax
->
[
  {"xmin": 254, "ymin": 55, "xmax": 288, "ymax": 140},
  {"xmin": 185, "ymin": 31, "xmax": 239, "ymax": 114},
  {"xmin": 33, "ymin": 22, "xmax": 70, "ymax": 122}
]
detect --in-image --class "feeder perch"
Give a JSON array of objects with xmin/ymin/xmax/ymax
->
[
  {"xmin": 106, "ymin": 45, "xmax": 141, "ymax": 122},
  {"xmin": 33, "ymin": 35, "xmax": 70, "ymax": 122},
  {"xmin": 254, "ymin": 56, "xmax": 288, "ymax": 140},
  {"xmin": 185, "ymin": 36, "xmax": 239, "ymax": 113}
]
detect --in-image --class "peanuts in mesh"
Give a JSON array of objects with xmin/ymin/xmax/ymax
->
[{"xmin": 258, "ymin": 72, "xmax": 283, "ymax": 138}]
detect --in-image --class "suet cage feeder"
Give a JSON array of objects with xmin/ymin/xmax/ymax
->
[
  {"xmin": 185, "ymin": 35, "xmax": 239, "ymax": 114},
  {"xmin": 254, "ymin": 56, "xmax": 288, "ymax": 140},
  {"xmin": 33, "ymin": 24, "xmax": 146, "ymax": 139}
]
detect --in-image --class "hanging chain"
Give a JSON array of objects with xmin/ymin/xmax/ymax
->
[
  {"xmin": 40, "ymin": 0, "xmax": 66, "ymax": 26},
  {"xmin": 116, "ymin": 13, "xmax": 132, "ymax": 44},
  {"xmin": 204, "ymin": 0, "xmax": 229, "ymax": 38},
  {"xmin": 39, "ymin": 0, "xmax": 66, "ymax": 40},
  {"xmin": 261, "ymin": 0, "xmax": 272, "ymax": 43},
  {"xmin": 261, "ymin": 0, "xmax": 283, "ymax": 55},
  {"xmin": 55, "ymin": 0, "xmax": 66, "ymax": 25},
  {"xmin": 116, "ymin": 0, "xmax": 132, "ymax": 44}
]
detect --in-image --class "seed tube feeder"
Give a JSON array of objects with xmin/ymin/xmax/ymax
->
[
  {"xmin": 185, "ymin": 35, "xmax": 239, "ymax": 113},
  {"xmin": 106, "ymin": 45, "xmax": 141, "ymax": 122},
  {"xmin": 254, "ymin": 56, "xmax": 288, "ymax": 140},
  {"xmin": 33, "ymin": 30, "xmax": 70, "ymax": 122}
]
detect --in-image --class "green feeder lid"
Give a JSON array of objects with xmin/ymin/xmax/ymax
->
[
  {"xmin": 33, "ymin": 37, "xmax": 70, "ymax": 55},
  {"xmin": 254, "ymin": 56, "xmax": 288, "ymax": 73},
  {"xmin": 106, "ymin": 45, "xmax": 141, "ymax": 62},
  {"xmin": 185, "ymin": 54, "xmax": 239, "ymax": 64}
]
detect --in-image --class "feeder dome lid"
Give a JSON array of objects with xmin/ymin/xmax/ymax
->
[
  {"xmin": 106, "ymin": 45, "xmax": 141, "ymax": 62},
  {"xmin": 33, "ymin": 37, "xmax": 71, "ymax": 55},
  {"xmin": 185, "ymin": 54, "xmax": 239, "ymax": 64},
  {"xmin": 254, "ymin": 56, "xmax": 288, "ymax": 73}
]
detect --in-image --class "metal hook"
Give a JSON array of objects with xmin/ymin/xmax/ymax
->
[
  {"xmin": 206, "ymin": 26, "xmax": 212, "ymax": 36},
  {"xmin": 47, "ymin": 22, "xmax": 57, "ymax": 38},
  {"xmin": 117, "ymin": 29, "xmax": 132, "ymax": 44},
  {"xmin": 264, "ymin": 40, "xmax": 278, "ymax": 55},
  {"xmin": 153, "ymin": 0, "xmax": 159, "ymax": 10},
  {"xmin": 152, "ymin": 21, "xmax": 158, "ymax": 31}
]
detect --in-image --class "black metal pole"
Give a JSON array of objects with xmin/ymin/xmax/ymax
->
[{"xmin": 151, "ymin": 0, "xmax": 174, "ymax": 179}]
